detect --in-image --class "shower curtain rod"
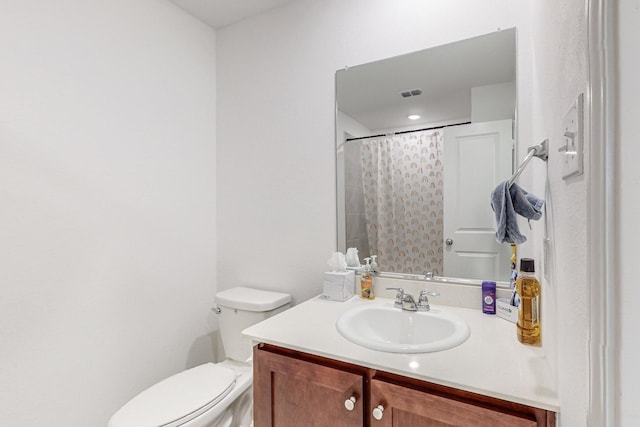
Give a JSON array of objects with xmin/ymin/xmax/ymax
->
[{"xmin": 345, "ymin": 121, "xmax": 470, "ymax": 142}]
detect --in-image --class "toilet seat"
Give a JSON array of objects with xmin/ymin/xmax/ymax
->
[{"xmin": 108, "ymin": 363, "xmax": 237, "ymax": 427}]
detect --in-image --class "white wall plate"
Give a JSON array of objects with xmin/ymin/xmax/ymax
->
[{"xmin": 560, "ymin": 93, "xmax": 584, "ymax": 179}]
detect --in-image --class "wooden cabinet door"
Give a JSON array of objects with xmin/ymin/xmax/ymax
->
[
  {"xmin": 370, "ymin": 377, "xmax": 553, "ymax": 427},
  {"xmin": 254, "ymin": 345, "xmax": 365, "ymax": 427}
]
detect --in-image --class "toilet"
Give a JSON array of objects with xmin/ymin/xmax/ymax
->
[{"xmin": 108, "ymin": 287, "xmax": 291, "ymax": 427}]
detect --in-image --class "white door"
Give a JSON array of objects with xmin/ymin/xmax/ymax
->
[{"xmin": 443, "ymin": 120, "xmax": 513, "ymax": 282}]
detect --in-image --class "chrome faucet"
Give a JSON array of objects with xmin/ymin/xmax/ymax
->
[
  {"xmin": 402, "ymin": 293, "xmax": 418, "ymax": 311},
  {"xmin": 386, "ymin": 287, "xmax": 405, "ymax": 308},
  {"xmin": 386, "ymin": 288, "xmax": 440, "ymax": 312}
]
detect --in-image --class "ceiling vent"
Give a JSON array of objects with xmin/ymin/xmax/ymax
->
[{"xmin": 400, "ymin": 89, "xmax": 423, "ymax": 98}]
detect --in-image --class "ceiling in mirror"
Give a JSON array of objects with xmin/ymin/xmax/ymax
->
[
  {"xmin": 336, "ymin": 29, "xmax": 517, "ymax": 284},
  {"xmin": 337, "ymin": 30, "xmax": 516, "ymax": 131}
]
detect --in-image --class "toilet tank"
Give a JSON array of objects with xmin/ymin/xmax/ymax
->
[{"xmin": 215, "ymin": 287, "xmax": 291, "ymax": 362}]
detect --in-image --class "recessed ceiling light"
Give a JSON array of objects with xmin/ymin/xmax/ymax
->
[{"xmin": 408, "ymin": 114, "xmax": 421, "ymax": 120}]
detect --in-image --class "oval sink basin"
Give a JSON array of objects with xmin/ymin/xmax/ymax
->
[{"xmin": 336, "ymin": 303, "xmax": 470, "ymax": 353}]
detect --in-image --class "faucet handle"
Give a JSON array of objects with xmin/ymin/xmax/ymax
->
[
  {"xmin": 385, "ymin": 287, "xmax": 404, "ymax": 308},
  {"xmin": 417, "ymin": 290, "xmax": 440, "ymax": 311},
  {"xmin": 419, "ymin": 290, "xmax": 439, "ymax": 298}
]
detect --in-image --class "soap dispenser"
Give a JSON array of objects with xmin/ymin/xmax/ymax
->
[
  {"xmin": 360, "ymin": 258, "xmax": 374, "ymax": 299},
  {"xmin": 370, "ymin": 255, "xmax": 378, "ymax": 274}
]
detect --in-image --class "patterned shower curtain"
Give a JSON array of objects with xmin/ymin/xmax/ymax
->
[{"xmin": 360, "ymin": 129, "xmax": 444, "ymax": 274}]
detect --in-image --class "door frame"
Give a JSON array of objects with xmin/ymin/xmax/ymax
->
[{"xmin": 587, "ymin": 0, "xmax": 617, "ymax": 425}]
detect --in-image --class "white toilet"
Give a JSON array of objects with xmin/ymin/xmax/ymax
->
[{"xmin": 108, "ymin": 287, "xmax": 291, "ymax": 427}]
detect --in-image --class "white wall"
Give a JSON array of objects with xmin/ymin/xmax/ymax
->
[
  {"xmin": 617, "ymin": 1, "xmax": 640, "ymax": 424},
  {"xmin": 526, "ymin": 2, "xmax": 589, "ymax": 425},
  {"xmin": 336, "ymin": 110, "xmax": 371, "ymax": 252},
  {"xmin": 217, "ymin": 0, "xmax": 592, "ymax": 424},
  {"xmin": 471, "ymin": 81, "xmax": 516, "ymax": 122},
  {"xmin": 0, "ymin": 1, "xmax": 217, "ymax": 425}
]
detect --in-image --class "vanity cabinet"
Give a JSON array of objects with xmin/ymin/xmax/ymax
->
[
  {"xmin": 253, "ymin": 344, "xmax": 366, "ymax": 427},
  {"xmin": 253, "ymin": 344, "xmax": 555, "ymax": 427},
  {"xmin": 370, "ymin": 374, "xmax": 554, "ymax": 427}
]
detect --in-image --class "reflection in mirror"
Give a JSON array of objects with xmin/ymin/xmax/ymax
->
[{"xmin": 336, "ymin": 29, "xmax": 517, "ymax": 283}]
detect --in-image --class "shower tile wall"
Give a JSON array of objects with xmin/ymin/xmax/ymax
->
[{"xmin": 344, "ymin": 141, "xmax": 370, "ymax": 258}]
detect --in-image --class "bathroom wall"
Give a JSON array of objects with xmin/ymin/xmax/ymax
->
[
  {"xmin": 217, "ymin": 0, "xmax": 590, "ymax": 424},
  {"xmin": 618, "ymin": 1, "xmax": 640, "ymax": 424},
  {"xmin": 343, "ymin": 140, "xmax": 370, "ymax": 257},
  {"xmin": 0, "ymin": 1, "xmax": 217, "ymax": 425},
  {"xmin": 526, "ymin": 2, "xmax": 589, "ymax": 424},
  {"xmin": 471, "ymin": 81, "xmax": 516, "ymax": 122},
  {"xmin": 336, "ymin": 111, "xmax": 371, "ymax": 254}
]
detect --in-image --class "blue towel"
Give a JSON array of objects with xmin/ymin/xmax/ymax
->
[{"xmin": 491, "ymin": 181, "xmax": 544, "ymax": 244}]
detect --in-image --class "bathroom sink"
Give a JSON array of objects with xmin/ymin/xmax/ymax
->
[{"xmin": 336, "ymin": 303, "xmax": 470, "ymax": 353}]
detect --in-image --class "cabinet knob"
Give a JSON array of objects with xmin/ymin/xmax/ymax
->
[
  {"xmin": 344, "ymin": 396, "xmax": 356, "ymax": 411},
  {"xmin": 372, "ymin": 404, "xmax": 385, "ymax": 420}
]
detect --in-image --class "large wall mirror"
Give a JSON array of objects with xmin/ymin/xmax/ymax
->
[{"xmin": 336, "ymin": 28, "xmax": 517, "ymax": 284}]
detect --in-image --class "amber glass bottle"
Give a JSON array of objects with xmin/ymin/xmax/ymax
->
[{"xmin": 516, "ymin": 258, "xmax": 541, "ymax": 346}]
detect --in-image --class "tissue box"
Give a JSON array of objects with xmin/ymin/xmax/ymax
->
[
  {"xmin": 496, "ymin": 298, "xmax": 518, "ymax": 323},
  {"xmin": 322, "ymin": 271, "xmax": 355, "ymax": 301}
]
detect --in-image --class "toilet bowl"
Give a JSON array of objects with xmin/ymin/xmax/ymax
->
[{"xmin": 108, "ymin": 287, "xmax": 291, "ymax": 427}]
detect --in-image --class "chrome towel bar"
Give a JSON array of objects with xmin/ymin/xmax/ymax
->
[{"xmin": 508, "ymin": 139, "xmax": 549, "ymax": 188}]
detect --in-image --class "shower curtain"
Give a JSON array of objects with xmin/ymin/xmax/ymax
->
[{"xmin": 360, "ymin": 129, "xmax": 444, "ymax": 274}]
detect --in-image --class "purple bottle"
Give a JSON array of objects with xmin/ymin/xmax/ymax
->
[{"xmin": 482, "ymin": 281, "xmax": 496, "ymax": 314}]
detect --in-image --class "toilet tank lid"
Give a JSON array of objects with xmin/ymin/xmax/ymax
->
[
  {"xmin": 108, "ymin": 363, "xmax": 236, "ymax": 427},
  {"xmin": 215, "ymin": 287, "xmax": 291, "ymax": 312}
]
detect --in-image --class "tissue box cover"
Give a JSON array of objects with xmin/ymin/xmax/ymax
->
[{"xmin": 322, "ymin": 271, "xmax": 355, "ymax": 301}]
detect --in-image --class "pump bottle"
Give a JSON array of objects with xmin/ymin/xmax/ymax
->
[{"xmin": 360, "ymin": 258, "xmax": 374, "ymax": 299}]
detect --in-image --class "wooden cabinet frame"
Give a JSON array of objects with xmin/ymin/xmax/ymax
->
[{"xmin": 254, "ymin": 344, "xmax": 555, "ymax": 427}]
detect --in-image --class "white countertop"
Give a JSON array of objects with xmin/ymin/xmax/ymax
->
[{"xmin": 243, "ymin": 295, "xmax": 559, "ymax": 412}]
